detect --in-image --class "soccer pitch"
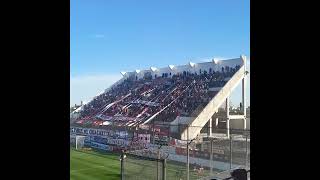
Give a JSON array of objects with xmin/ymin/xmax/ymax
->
[
  {"xmin": 70, "ymin": 148, "xmax": 213, "ymax": 180},
  {"xmin": 70, "ymin": 148, "xmax": 120, "ymax": 180}
]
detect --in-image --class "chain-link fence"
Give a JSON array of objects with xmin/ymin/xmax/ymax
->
[
  {"xmin": 121, "ymin": 152, "xmax": 166, "ymax": 180},
  {"xmin": 70, "ymin": 123, "xmax": 250, "ymax": 180}
]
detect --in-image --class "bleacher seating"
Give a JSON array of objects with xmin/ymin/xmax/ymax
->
[{"xmin": 73, "ymin": 64, "xmax": 241, "ymax": 128}]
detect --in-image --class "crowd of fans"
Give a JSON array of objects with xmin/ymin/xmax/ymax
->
[{"xmin": 75, "ymin": 65, "xmax": 240, "ymax": 127}]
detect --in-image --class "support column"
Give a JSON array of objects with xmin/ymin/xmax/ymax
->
[
  {"xmin": 226, "ymin": 97, "xmax": 230, "ymax": 138},
  {"xmin": 208, "ymin": 118, "xmax": 212, "ymax": 137},
  {"xmin": 200, "ymin": 142, "xmax": 204, "ymax": 151},
  {"xmin": 209, "ymin": 140, "xmax": 213, "ymax": 175}
]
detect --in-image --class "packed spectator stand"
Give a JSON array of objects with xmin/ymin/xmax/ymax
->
[
  {"xmin": 72, "ymin": 64, "xmax": 241, "ymax": 130},
  {"xmin": 70, "ymin": 59, "xmax": 249, "ymax": 174}
]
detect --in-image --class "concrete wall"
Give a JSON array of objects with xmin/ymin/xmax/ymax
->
[{"xmin": 229, "ymin": 118, "xmax": 250, "ymax": 130}]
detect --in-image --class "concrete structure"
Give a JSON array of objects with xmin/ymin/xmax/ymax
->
[
  {"xmin": 179, "ymin": 55, "xmax": 248, "ymax": 140},
  {"xmin": 71, "ymin": 55, "xmax": 249, "ymax": 141}
]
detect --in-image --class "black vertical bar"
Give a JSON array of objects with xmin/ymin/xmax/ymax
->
[
  {"xmin": 168, "ymin": 124, "xmax": 170, "ymax": 144},
  {"xmin": 162, "ymin": 159, "xmax": 166, "ymax": 180},
  {"xmin": 210, "ymin": 140, "xmax": 213, "ymax": 174},
  {"xmin": 120, "ymin": 151, "xmax": 124, "ymax": 180},
  {"xmin": 245, "ymin": 134, "xmax": 248, "ymax": 168},
  {"xmin": 187, "ymin": 125, "xmax": 189, "ymax": 180},
  {"xmin": 153, "ymin": 120, "xmax": 155, "ymax": 144},
  {"xmin": 230, "ymin": 135, "xmax": 232, "ymax": 169},
  {"xmin": 157, "ymin": 149, "xmax": 159, "ymax": 180}
]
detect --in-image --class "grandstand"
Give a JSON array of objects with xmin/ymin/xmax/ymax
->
[
  {"xmin": 70, "ymin": 56, "xmax": 249, "ymax": 179},
  {"xmin": 71, "ymin": 56, "xmax": 247, "ymax": 137}
]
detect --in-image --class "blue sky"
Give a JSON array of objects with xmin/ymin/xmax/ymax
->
[{"xmin": 70, "ymin": 0, "xmax": 250, "ymax": 106}]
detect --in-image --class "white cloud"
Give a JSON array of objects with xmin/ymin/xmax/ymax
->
[{"xmin": 70, "ymin": 74, "xmax": 122, "ymax": 106}]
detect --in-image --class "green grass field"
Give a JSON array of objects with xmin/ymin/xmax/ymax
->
[
  {"xmin": 71, "ymin": 148, "xmax": 216, "ymax": 180},
  {"xmin": 70, "ymin": 148, "xmax": 120, "ymax": 180}
]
